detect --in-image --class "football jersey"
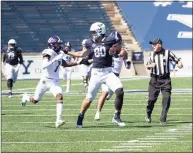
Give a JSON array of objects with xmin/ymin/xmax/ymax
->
[
  {"xmin": 63, "ymin": 48, "xmax": 75, "ymax": 62},
  {"xmin": 41, "ymin": 49, "xmax": 63, "ymax": 80},
  {"xmin": 85, "ymin": 31, "xmax": 122, "ymax": 68},
  {"xmin": 2, "ymin": 46, "xmax": 23, "ymax": 65},
  {"xmin": 112, "ymin": 56, "xmax": 124, "ymax": 74}
]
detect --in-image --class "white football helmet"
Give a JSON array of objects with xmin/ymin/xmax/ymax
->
[
  {"xmin": 8, "ymin": 39, "xmax": 17, "ymax": 49},
  {"xmin": 89, "ymin": 22, "xmax": 106, "ymax": 41}
]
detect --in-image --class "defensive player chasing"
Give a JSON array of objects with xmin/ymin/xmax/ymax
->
[
  {"xmin": 2, "ymin": 39, "xmax": 24, "ymax": 98},
  {"xmin": 21, "ymin": 36, "xmax": 80, "ymax": 128},
  {"xmin": 66, "ymin": 22, "xmax": 126, "ymax": 128},
  {"xmin": 95, "ymin": 48, "xmax": 131, "ymax": 120}
]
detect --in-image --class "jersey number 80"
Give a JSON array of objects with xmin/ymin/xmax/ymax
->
[{"xmin": 94, "ymin": 46, "xmax": 106, "ymax": 57}]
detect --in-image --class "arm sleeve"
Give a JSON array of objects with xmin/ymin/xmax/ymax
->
[{"xmin": 169, "ymin": 51, "xmax": 180, "ymax": 64}]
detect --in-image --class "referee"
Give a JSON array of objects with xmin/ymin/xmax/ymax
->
[{"xmin": 145, "ymin": 38, "xmax": 183, "ymax": 123}]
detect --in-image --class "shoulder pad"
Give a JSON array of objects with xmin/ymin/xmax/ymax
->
[
  {"xmin": 105, "ymin": 31, "xmax": 122, "ymax": 45},
  {"xmin": 42, "ymin": 49, "xmax": 54, "ymax": 56},
  {"xmin": 15, "ymin": 47, "xmax": 23, "ymax": 52}
]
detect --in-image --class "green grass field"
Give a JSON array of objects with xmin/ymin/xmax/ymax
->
[{"xmin": 1, "ymin": 77, "xmax": 192, "ymax": 152}]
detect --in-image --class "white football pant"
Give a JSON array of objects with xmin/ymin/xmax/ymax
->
[{"xmin": 87, "ymin": 67, "xmax": 123, "ymax": 101}]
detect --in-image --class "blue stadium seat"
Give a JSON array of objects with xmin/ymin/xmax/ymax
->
[{"xmin": 1, "ymin": 1, "xmax": 114, "ymax": 52}]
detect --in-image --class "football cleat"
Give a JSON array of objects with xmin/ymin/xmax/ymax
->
[
  {"xmin": 94, "ymin": 111, "xmax": 100, "ymax": 121},
  {"xmin": 8, "ymin": 92, "xmax": 12, "ymax": 98},
  {"xmin": 55, "ymin": 120, "xmax": 65, "ymax": 128},
  {"xmin": 112, "ymin": 113, "xmax": 126, "ymax": 127},
  {"xmin": 76, "ymin": 113, "xmax": 84, "ymax": 128},
  {"xmin": 21, "ymin": 93, "xmax": 29, "ymax": 106},
  {"xmin": 145, "ymin": 114, "xmax": 151, "ymax": 123}
]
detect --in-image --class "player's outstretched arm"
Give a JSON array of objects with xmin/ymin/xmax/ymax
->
[
  {"xmin": 67, "ymin": 48, "xmax": 89, "ymax": 57},
  {"xmin": 61, "ymin": 60, "xmax": 78, "ymax": 67}
]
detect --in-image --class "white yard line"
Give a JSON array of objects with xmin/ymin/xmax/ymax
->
[
  {"xmin": 2, "ymin": 108, "xmax": 191, "ymax": 112},
  {"xmin": 99, "ymin": 149, "xmax": 142, "ymax": 152},
  {"xmin": 113, "ymin": 146, "xmax": 152, "ymax": 148},
  {"xmin": 2, "ymin": 120, "xmax": 191, "ymax": 124},
  {"xmin": 138, "ymin": 138, "xmax": 178, "ymax": 140},
  {"xmin": 2, "ymin": 114, "xmax": 192, "ymax": 117},
  {"xmin": 2, "ymin": 129, "xmax": 164, "ymax": 133},
  {"xmin": 1, "ymin": 140, "xmax": 129, "ymax": 144},
  {"xmin": 99, "ymin": 124, "xmax": 192, "ymax": 151},
  {"xmin": 2, "ymin": 103, "xmax": 192, "ymax": 107},
  {"xmin": 138, "ymin": 140, "xmax": 192, "ymax": 143}
]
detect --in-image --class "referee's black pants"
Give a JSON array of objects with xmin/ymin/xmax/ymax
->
[{"xmin": 146, "ymin": 76, "xmax": 172, "ymax": 122}]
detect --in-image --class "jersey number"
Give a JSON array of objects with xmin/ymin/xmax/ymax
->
[
  {"xmin": 94, "ymin": 46, "xmax": 106, "ymax": 57},
  {"xmin": 7, "ymin": 52, "xmax": 15, "ymax": 59},
  {"xmin": 54, "ymin": 61, "xmax": 61, "ymax": 72}
]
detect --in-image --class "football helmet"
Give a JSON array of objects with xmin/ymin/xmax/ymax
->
[
  {"xmin": 89, "ymin": 22, "xmax": 106, "ymax": 41},
  {"xmin": 48, "ymin": 36, "xmax": 62, "ymax": 52},
  {"xmin": 65, "ymin": 42, "xmax": 71, "ymax": 51},
  {"xmin": 8, "ymin": 39, "xmax": 17, "ymax": 49}
]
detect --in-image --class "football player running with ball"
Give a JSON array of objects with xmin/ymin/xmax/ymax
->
[
  {"xmin": 21, "ymin": 36, "xmax": 80, "ymax": 128},
  {"xmin": 66, "ymin": 22, "xmax": 125, "ymax": 128}
]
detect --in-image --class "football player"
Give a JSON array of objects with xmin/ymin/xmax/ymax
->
[
  {"xmin": 61, "ymin": 42, "xmax": 75, "ymax": 93},
  {"xmin": 95, "ymin": 48, "xmax": 131, "ymax": 120},
  {"xmin": 66, "ymin": 22, "xmax": 126, "ymax": 128},
  {"xmin": 78, "ymin": 39, "xmax": 93, "ymax": 91},
  {"xmin": 21, "ymin": 36, "xmax": 81, "ymax": 128},
  {"xmin": 2, "ymin": 39, "xmax": 24, "ymax": 98}
]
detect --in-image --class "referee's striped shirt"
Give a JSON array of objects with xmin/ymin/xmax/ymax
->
[{"xmin": 147, "ymin": 49, "xmax": 180, "ymax": 76}]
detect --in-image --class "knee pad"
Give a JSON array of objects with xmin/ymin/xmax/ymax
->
[
  {"xmin": 7, "ymin": 79, "xmax": 13, "ymax": 88},
  {"xmin": 115, "ymin": 88, "xmax": 124, "ymax": 97},
  {"xmin": 56, "ymin": 93, "xmax": 63, "ymax": 101}
]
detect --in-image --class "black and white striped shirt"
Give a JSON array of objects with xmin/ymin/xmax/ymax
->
[{"xmin": 147, "ymin": 49, "xmax": 180, "ymax": 76}]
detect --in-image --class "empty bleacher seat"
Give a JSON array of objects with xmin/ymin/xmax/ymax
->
[{"xmin": 1, "ymin": 1, "xmax": 114, "ymax": 52}]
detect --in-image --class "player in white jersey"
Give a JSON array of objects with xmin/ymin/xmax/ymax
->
[
  {"xmin": 95, "ymin": 48, "xmax": 131, "ymax": 120},
  {"xmin": 61, "ymin": 42, "xmax": 75, "ymax": 93},
  {"xmin": 21, "ymin": 36, "xmax": 80, "ymax": 128},
  {"xmin": 78, "ymin": 39, "xmax": 93, "ymax": 90}
]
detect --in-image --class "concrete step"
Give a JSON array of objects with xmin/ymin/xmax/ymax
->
[{"xmin": 133, "ymin": 63, "xmax": 148, "ymax": 76}]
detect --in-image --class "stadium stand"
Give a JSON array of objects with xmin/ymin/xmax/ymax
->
[{"xmin": 1, "ymin": 1, "xmax": 114, "ymax": 52}]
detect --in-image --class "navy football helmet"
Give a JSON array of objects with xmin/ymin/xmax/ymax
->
[{"xmin": 48, "ymin": 36, "xmax": 63, "ymax": 52}]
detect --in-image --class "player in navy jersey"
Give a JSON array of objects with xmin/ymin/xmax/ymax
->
[
  {"xmin": 66, "ymin": 22, "xmax": 125, "ymax": 128},
  {"xmin": 2, "ymin": 39, "xmax": 24, "ymax": 98}
]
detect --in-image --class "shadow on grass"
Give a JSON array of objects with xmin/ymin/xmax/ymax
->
[{"xmin": 2, "ymin": 112, "xmax": 32, "ymax": 115}]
